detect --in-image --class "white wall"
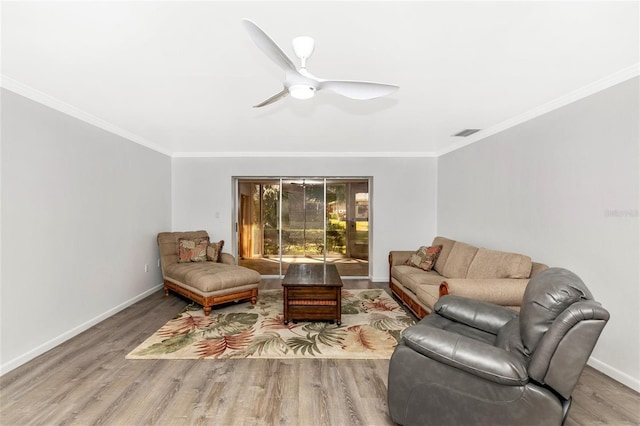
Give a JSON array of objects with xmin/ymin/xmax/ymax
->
[
  {"xmin": 1, "ymin": 89, "xmax": 172, "ymax": 373},
  {"xmin": 171, "ymin": 156, "xmax": 438, "ymax": 281},
  {"xmin": 437, "ymin": 77, "xmax": 639, "ymax": 391}
]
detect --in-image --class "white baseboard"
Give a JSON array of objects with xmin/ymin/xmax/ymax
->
[
  {"xmin": 0, "ymin": 283, "xmax": 164, "ymax": 376},
  {"xmin": 588, "ymin": 356, "xmax": 640, "ymax": 393},
  {"xmin": 371, "ymin": 276, "xmax": 388, "ymax": 283}
]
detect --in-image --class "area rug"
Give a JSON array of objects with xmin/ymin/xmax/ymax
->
[{"xmin": 126, "ymin": 289, "xmax": 415, "ymax": 360}]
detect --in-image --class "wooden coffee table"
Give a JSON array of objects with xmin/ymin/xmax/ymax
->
[{"xmin": 282, "ymin": 263, "xmax": 343, "ymax": 325}]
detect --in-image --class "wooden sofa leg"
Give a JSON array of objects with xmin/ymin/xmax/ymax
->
[
  {"xmin": 164, "ymin": 285, "xmax": 169, "ymax": 297},
  {"xmin": 203, "ymin": 306, "xmax": 212, "ymax": 316},
  {"xmin": 251, "ymin": 296, "xmax": 257, "ymax": 304}
]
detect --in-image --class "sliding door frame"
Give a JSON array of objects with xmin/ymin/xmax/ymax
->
[{"xmin": 233, "ymin": 176, "xmax": 372, "ymax": 279}]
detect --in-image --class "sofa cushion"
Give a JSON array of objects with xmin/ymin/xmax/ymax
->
[
  {"xmin": 391, "ymin": 265, "xmax": 416, "ymax": 282},
  {"xmin": 178, "ymin": 237, "xmax": 209, "ymax": 263},
  {"xmin": 165, "ymin": 262, "xmax": 261, "ymax": 293},
  {"xmin": 432, "ymin": 236, "xmax": 456, "ymax": 275},
  {"xmin": 405, "ymin": 245, "xmax": 443, "ymax": 271},
  {"xmin": 391, "ymin": 265, "xmax": 438, "ymax": 293},
  {"xmin": 416, "ymin": 285, "xmax": 441, "ymax": 311},
  {"xmin": 441, "ymin": 241, "xmax": 479, "ymax": 278},
  {"xmin": 404, "ymin": 271, "xmax": 445, "ymax": 291},
  {"xmin": 206, "ymin": 240, "xmax": 225, "ymax": 262},
  {"xmin": 466, "ymin": 248, "xmax": 532, "ymax": 279}
]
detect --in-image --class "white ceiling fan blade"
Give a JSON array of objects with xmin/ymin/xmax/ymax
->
[
  {"xmin": 253, "ymin": 88, "xmax": 289, "ymax": 108},
  {"xmin": 319, "ymin": 81, "xmax": 399, "ymax": 100},
  {"xmin": 242, "ymin": 19, "xmax": 296, "ymax": 72}
]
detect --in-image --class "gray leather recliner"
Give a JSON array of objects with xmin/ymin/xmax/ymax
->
[{"xmin": 388, "ymin": 267, "xmax": 609, "ymax": 425}]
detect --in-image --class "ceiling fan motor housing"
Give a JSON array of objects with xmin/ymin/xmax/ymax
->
[{"xmin": 292, "ymin": 36, "xmax": 315, "ymax": 64}]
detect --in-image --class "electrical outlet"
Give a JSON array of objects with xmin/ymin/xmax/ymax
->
[
  {"xmin": 157, "ymin": 259, "xmax": 160, "ymax": 267},
  {"xmin": 144, "ymin": 264, "xmax": 149, "ymax": 273}
]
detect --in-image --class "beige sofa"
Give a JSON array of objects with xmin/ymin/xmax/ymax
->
[
  {"xmin": 389, "ymin": 236, "xmax": 548, "ymax": 318},
  {"xmin": 158, "ymin": 230, "xmax": 260, "ymax": 315}
]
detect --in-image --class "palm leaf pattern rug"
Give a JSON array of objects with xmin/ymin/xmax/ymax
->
[{"xmin": 126, "ymin": 289, "xmax": 415, "ymax": 360}]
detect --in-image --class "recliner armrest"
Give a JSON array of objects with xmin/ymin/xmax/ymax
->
[
  {"xmin": 403, "ymin": 323, "xmax": 528, "ymax": 386},
  {"xmin": 435, "ymin": 295, "xmax": 518, "ymax": 334}
]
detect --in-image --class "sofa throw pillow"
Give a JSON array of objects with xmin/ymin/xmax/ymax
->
[
  {"xmin": 206, "ymin": 240, "xmax": 225, "ymax": 262},
  {"xmin": 405, "ymin": 245, "xmax": 443, "ymax": 271},
  {"xmin": 178, "ymin": 237, "xmax": 209, "ymax": 263}
]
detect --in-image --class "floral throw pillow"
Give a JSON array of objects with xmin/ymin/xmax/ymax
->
[
  {"xmin": 405, "ymin": 245, "xmax": 443, "ymax": 271},
  {"xmin": 206, "ymin": 240, "xmax": 225, "ymax": 262},
  {"xmin": 178, "ymin": 237, "xmax": 209, "ymax": 263}
]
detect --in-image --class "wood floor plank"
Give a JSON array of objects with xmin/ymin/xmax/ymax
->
[
  {"xmin": 328, "ymin": 359, "xmax": 368, "ymax": 426},
  {"xmin": 1, "ymin": 280, "xmax": 638, "ymax": 426},
  {"xmin": 568, "ymin": 367, "xmax": 640, "ymax": 425},
  {"xmin": 348, "ymin": 359, "xmax": 389, "ymax": 399}
]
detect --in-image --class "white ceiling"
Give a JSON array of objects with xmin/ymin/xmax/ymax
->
[{"xmin": 2, "ymin": 1, "xmax": 638, "ymax": 156}]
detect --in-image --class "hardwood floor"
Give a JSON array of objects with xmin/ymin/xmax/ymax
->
[{"xmin": 1, "ymin": 279, "xmax": 638, "ymax": 425}]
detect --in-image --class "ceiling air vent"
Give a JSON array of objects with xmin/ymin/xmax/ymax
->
[{"xmin": 453, "ymin": 129, "xmax": 481, "ymax": 137}]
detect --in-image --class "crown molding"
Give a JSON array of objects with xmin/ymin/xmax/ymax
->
[
  {"xmin": 437, "ymin": 64, "xmax": 640, "ymax": 157},
  {"xmin": 0, "ymin": 75, "xmax": 438, "ymax": 159},
  {"xmin": 0, "ymin": 75, "xmax": 172, "ymax": 157},
  {"xmin": 3, "ymin": 64, "xmax": 637, "ymax": 160},
  {"xmin": 171, "ymin": 151, "xmax": 438, "ymax": 158}
]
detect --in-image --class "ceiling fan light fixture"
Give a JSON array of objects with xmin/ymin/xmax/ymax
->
[{"xmin": 289, "ymin": 84, "xmax": 315, "ymax": 100}]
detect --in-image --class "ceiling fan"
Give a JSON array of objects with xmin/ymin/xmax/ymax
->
[{"xmin": 242, "ymin": 19, "xmax": 399, "ymax": 108}]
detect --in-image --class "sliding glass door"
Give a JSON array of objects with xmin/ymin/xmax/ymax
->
[
  {"xmin": 346, "ymin": 181, "xmax": 369, "ymax": 260},
  {"xmin": 235, "ymin": 177, "xmax": 370, "ymax": 277},
  {"xmin": 281, "ymin": 179, "xmax": 325, "ymax": 267}
]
